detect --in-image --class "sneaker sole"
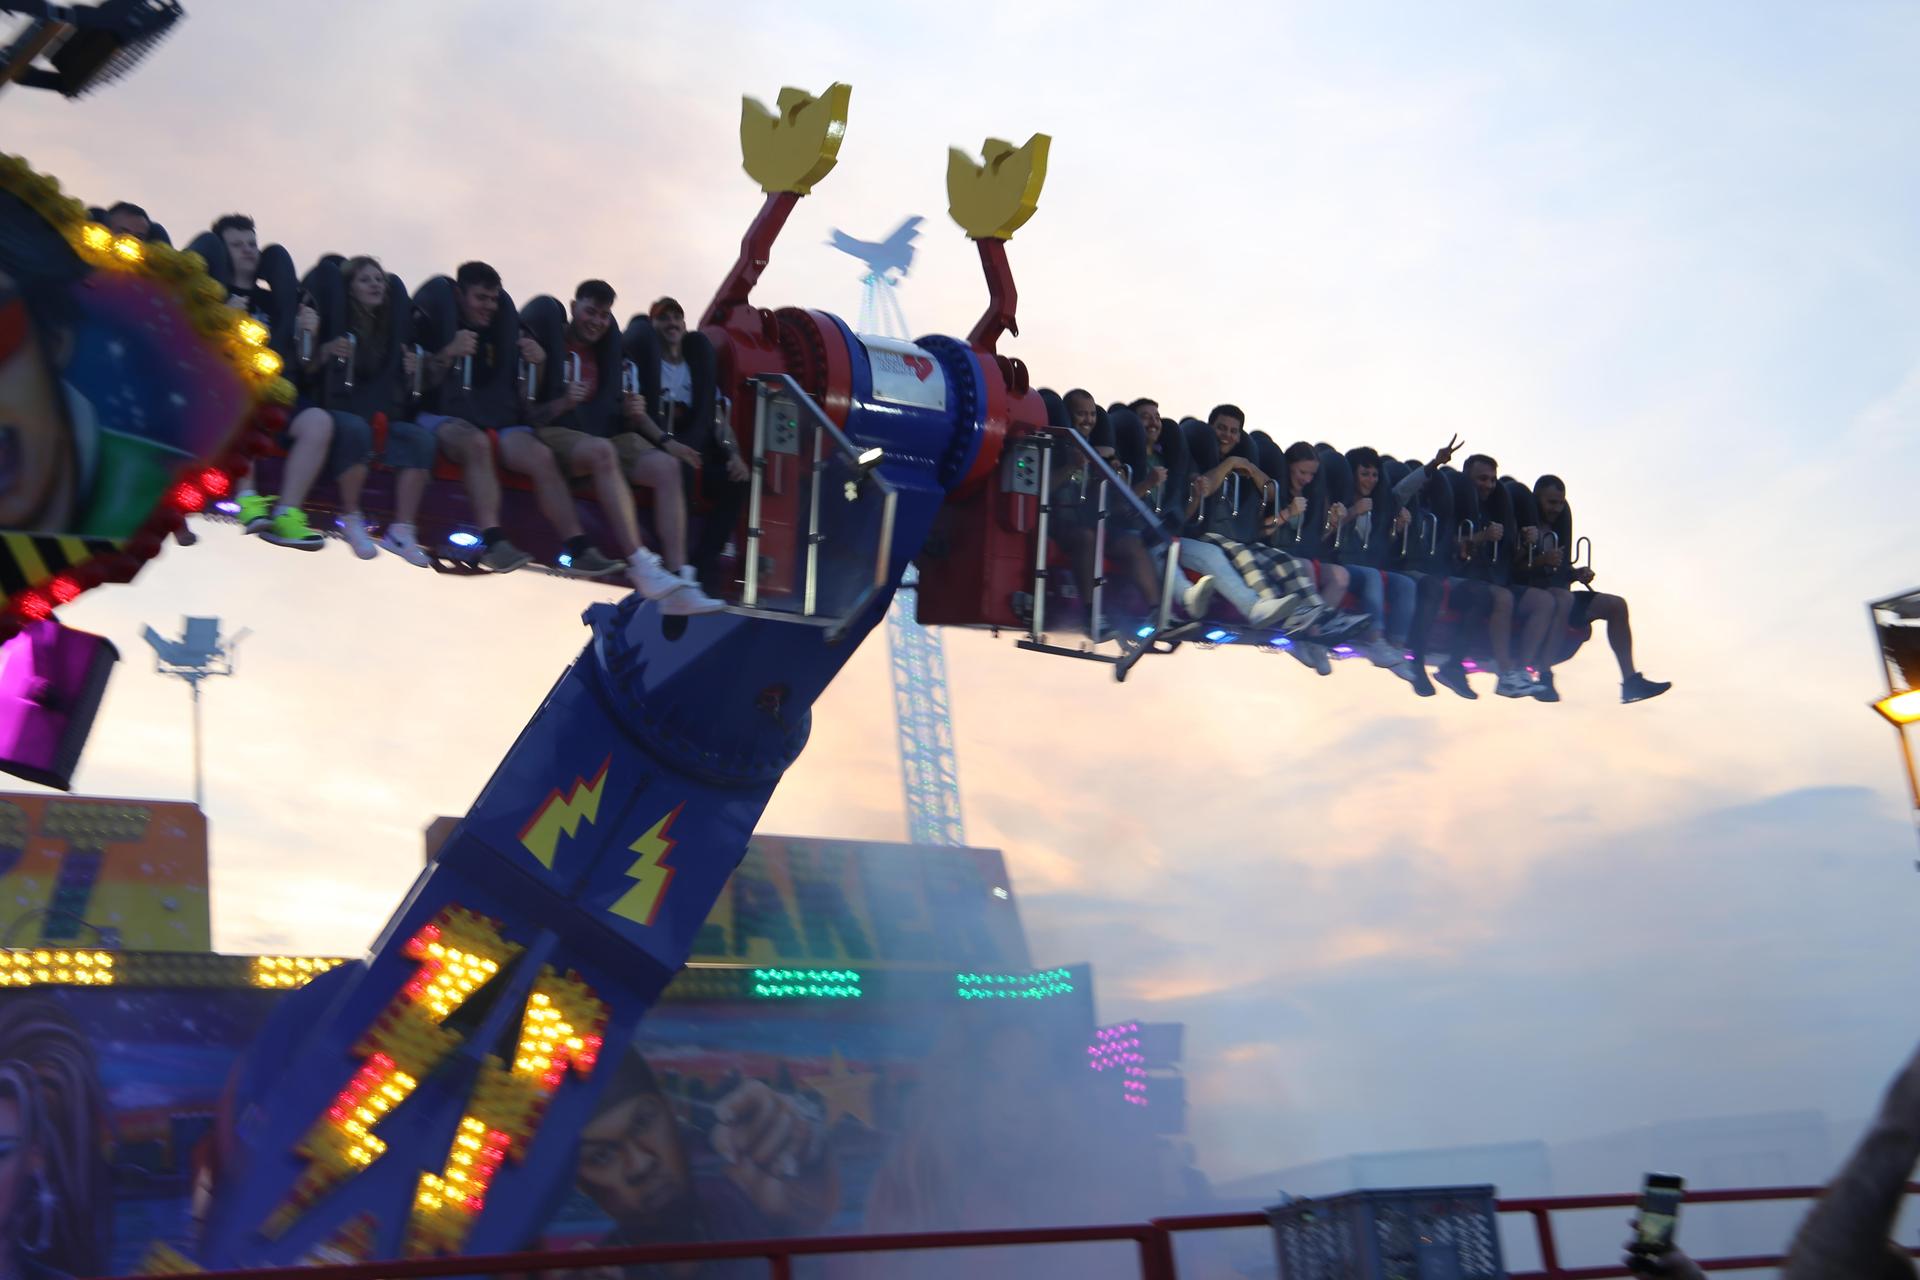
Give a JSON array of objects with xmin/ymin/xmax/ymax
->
[
  {"xmin": 379, "ymin": 541, "xmax": 431, "ymax": 568},
  {"xmin": 262, "ymin": 535, "xmax": 326, "ymax": 551}
]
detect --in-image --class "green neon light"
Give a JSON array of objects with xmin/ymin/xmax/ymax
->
[
  {"xmin": 953, "ymin": 967, "xmax": 1075, "ymax": 1000},
  {"xmin": 750, "ymin": 968, "xmax": 863, "ymax": 999}
]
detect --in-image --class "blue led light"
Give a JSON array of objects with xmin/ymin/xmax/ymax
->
[
  {"xmin": 213, "ymin": 499, "xmax": 241, "ymax": 515},
  {"xmin": 447, "ymin": 531, "xmax": 482, "ymax": 548},
  {"xmin": 1204, "ymin": 628, "xmax": 1235, "ymax": 643},
  {"xmin": 1333, "ymin": 644, "xmax": 1355, "ymax": 656},
  {"xmin": 557, "ymin": 553, "xmax": 574, "ymax": 568},
  {"xmin": 1270, "ymin": 636, "xmax": 1293, "ymax": 649},
  {"xmin": 1135, "ymin": 624, "xmax": 1156, "ymax": 639}
]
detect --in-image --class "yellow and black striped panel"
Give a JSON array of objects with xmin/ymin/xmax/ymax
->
[{"xmin": 0, "ymin": 532, "xmax": 125, "ymax": 610}]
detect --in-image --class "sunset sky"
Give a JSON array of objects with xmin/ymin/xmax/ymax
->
[{"xmin": 9, "ymin": 0, "xmax": 1920, "ymax": 1184}]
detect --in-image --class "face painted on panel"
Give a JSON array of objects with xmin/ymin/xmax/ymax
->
[{"xmin": 0, "ymin": 276, "xmax": 78, "ymax": 530}]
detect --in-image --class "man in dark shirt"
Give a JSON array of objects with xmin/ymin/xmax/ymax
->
[
  {"xmin": 420, "ymin": 261, "xmax": 630, "ymax": 580},
  {"xmin": 1530, "ymin": 474, "xmax": 1670, "ymax": 704},
  {"xmin": 214, "ymin": 213, "xmax": 330, "ymax": 551},
  {"xmin": 534, "ymin": 281, "xmax": 721, "ymax": 611}
]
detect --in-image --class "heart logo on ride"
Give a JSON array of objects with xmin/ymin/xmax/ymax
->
[
  {"xmin": 902, "ymin": 354, "xmax": 934, "ymax": 381},
  {"xmin": 0, "ymin": 155, "xmax": 286, "ymax": 637}
]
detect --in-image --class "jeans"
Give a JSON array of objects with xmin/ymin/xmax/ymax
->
[{"xmin": 1348, "ymin": 568, "xmax": 1418, "ymax": 644}]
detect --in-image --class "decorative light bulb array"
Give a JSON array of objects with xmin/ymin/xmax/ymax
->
[
  {"xmin": 0, "ymin": 949, "xmax": 115, "ymax": 986},
  {"xmin": 1088, "ymin": 1022, "xmax": 1149, "ymax": 1108},
  {"xmin": 251, "ymin": 955, "xmax": 347, "ymax": 988},
  {"xmin": 954, "ymin": 967, "xmax": 1074, "ymax": 1000},
  {"xmin": 405, "ymin": 971, "xmax": 606, "ymax": 1256},
  {"xmin": 264, "ymin": 908, "xmax": 518, "ymax": 1239},
  {"xmin": 751, "ymin": 968, "xmax": 863, "ymax": 999}
]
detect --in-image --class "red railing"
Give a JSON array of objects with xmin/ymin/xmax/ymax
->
[
  {"xmin": 130, "ymin": 1184, "xmax": 1920, "ymax": 1279},
  {"xmin": 1497, "ymin": 1183, "xmax": 1920, "ymax": 1279}
]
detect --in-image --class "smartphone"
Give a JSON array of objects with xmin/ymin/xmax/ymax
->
[{"xmin": 1636, "ymin": 1172, "xmax": 1685, "ymax": 1251}]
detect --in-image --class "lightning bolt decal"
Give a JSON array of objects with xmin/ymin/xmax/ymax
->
[
  {"xmin": 517, "ymin": 757, "xmax": 612, "ymax": 869},
  {"xmin": 609, "ymin": 804, "xmax": 684, "ymax": 929}
]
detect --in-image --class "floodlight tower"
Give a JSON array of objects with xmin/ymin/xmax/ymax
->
[
  {"xmin": 141, "ymin": 616, "xmax": 246, "ymax": 808},
  {"xmin": 829, "ymin": 215, "xmax": 967, "ymax": 845}
]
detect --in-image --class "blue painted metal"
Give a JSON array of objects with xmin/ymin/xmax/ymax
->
[
  {"xmin": 848, "ymin": 265, "xmax": 970, "ymax": 849},
  {"xmin": 195, "ymin": 339, "xmax": 975, "ymax": 1265}
]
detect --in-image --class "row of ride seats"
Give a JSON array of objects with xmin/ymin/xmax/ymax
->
[
  {"xmin": 179, "ymin": 235, "xmax": 723, "ymax": 540},
  {"xmin": 1031, "ymin": 392, "xmax": 1589, "ymax": 663}
]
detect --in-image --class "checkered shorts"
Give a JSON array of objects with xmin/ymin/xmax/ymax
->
[{"xmin": 1202, "ymin": 533, "xmax": 1324, "ymax": 613}]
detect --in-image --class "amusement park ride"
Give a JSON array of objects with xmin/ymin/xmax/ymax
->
[{"xmin": 0, "ymin": 6, "xmax": 1624, "ymax": 1266}]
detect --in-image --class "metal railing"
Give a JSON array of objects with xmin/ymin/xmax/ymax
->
[
  {"xmin": 1022, "ymin": 428, "xmax": 1173, "ymax": 648},
  {"xmin": 740, "ymin": 372, "xmax": 898, "ymax": 641},
  {"xmin": 127, "ymin": 1184, "xmax": 1920, "ymax": 1279}
]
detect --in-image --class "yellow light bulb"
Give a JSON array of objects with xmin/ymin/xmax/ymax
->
[
  {"xmin": 110, "ymin": 235, "xmax": 144, "ymax": 264},
  {"xmin": 81, "ymin": 223, "xmax": 111, "ymax": 251},
  {"xmin": 235, "ymin": 317, "xmax": 269, "ymax": 347},
  {"xmin": 1875, "ymin": 689, "xmax": 1920, "ymax": 726},
  {"xmin": 251, "ymin": 348, "xmax": 282, "ymax": 377}
]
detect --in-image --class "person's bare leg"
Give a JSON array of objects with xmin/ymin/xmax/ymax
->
[
  {"xmin": 571, "ymin": 437, "xmax": 644, "ymax": 556},
  {"xmin": 336, "ymin": 462, "xmax": 368, "ymax": 515},
  {"xmin": 393, "ymin": 467, "xmax": 429, "ymax": 526},
  {"xmin": 1592, "ymin": 592, "xmax": 1637, "ymax": 679},
  {"xmin": 1540, "ymin": 588, "xmax": 1576, "ymax": 672},
  {"xmin": 1320, "ymin": 563, "xmax": 1349, "ymax": 610},
  {"xmin": 629, "ymin": 450, "xmax": 686, "ymax": 567},
  {"xmin": 438, "ymin": 421, "xmax": 501, "ymax": 529},
  {"xmin": 498, "ymin": 430, "xmax": 583, "ymax": 540},
  {"xmin": 1517, "ymin": 587, "xmax": 1554, "ymax": 668},
  {"xmin": 1126, "ymin": 540, "xmax": 1162, "ymax": 607},
  {"xmin": 279, "ymin": 407, "xmax": 333, "ymax": 508},
  {"xmin": 1070, "ymin": 529, "xmax": 1099, "ymax": 615}
]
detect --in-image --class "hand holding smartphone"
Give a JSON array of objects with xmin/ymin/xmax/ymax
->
[{"xmin": 1636, "ymin": 1172, "xmax": 1684, "ymax": 1252}]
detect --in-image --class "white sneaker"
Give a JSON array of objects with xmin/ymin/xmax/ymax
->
[
  {"xmin": 1249, "ymin": 597, "xmax": 1290, "ymax": 628},
  {"xmin": 678, "ymin": 564, "xmax": 698, "ymax": 585},
  {"xmin": 378, "ymin": 522, "xmax": 431, "ymax": 568},
  {"xmin": 1181, "ymin": 575, "xmax": 1217, "ymax": 620},
  {"xmin": 1496, "ymin": 670, "xmax": 1542, "ymax": 698},
  {"xmin": 628, "ymin": 549, "xmax": 687, "ymax": 601},
  {"xmin": 339, "ymin": 513, "xmax": 379, "ymax": 560},
  {"xmin": 660, "ymin": 583, "xmax": 726, "ymax": 615}
]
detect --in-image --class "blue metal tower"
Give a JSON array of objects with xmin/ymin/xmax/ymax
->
[
  {"xmin": 889, "ymin": 566, "xmax": 966, "ymax": 846},
  {"xmin": 832, "ymin": 216, "xmax": 967, "ymax": 847}
]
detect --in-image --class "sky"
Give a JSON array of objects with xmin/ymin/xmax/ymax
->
[{"xmin": 8, "ymin": 0, "xmax": 1920, "ymax": 1186}]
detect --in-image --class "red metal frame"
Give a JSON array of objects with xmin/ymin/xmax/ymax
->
[{"xmin": 129, "ymin": 1184, "xmax": 1920, "ymax": 1279}]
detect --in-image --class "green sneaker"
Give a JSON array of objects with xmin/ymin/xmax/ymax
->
[
  {"xmin": 238, "ymin": 492, "xmax": 274, "ymax": 534},
  {"xmin": 262, "ymin": 505, "xmax": 325, "ymax": 551}
]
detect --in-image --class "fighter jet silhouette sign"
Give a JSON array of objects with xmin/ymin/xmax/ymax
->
[{"xmin": 828, "ymin": 215, "xmax": 923, "ymax": 281}]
